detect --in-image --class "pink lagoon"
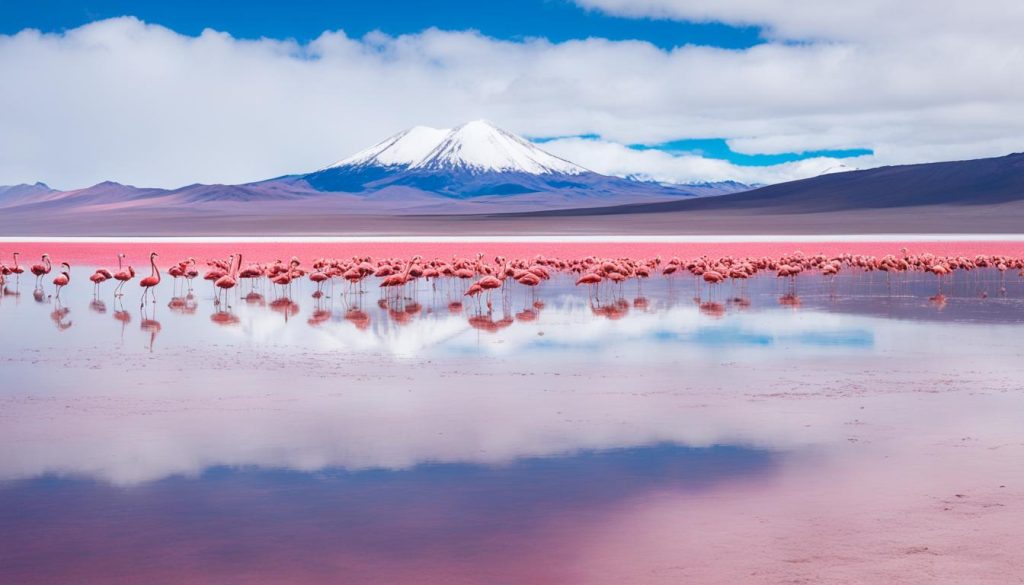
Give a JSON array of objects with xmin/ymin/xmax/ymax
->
[
  {"xmin": 4, "ymin": 0, "xmax": 1024, "ymax": 581},
  {"xmin": 2, "ymin": 239, "xmax": 1024, "ymax": 583}
]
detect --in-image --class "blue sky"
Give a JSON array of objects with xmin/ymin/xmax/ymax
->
[
  {"xmin": 2, "ymin": 0, "xmax": 762, "ymax": 49},
  {"xmin": 1, "ymin": 0, "xmax": 1018, "ymax": 188},
  {"xmin": 534, "ymin": 136, "xmax": 874, "ymax": 167}
]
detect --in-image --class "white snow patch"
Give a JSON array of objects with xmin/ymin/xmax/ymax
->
[
  {"xmin": 327, "ymin": 120, "xmax": 587, "ymax": 176},
  {"xmin": 328, "ymin": 126, "xmax": 451, "ymax": 169}
]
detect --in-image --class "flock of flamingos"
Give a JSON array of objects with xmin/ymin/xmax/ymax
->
[{"xmin": 1, "ymin": 250, "xmax": 1022, "ymax": 329}]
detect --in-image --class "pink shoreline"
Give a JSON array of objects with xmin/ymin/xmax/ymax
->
[{"xmin": 3, "ymin": 240, "xmax": 1024, "ymax": 267}]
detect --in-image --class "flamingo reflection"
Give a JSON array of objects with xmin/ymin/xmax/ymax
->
[
  {"xmin": 307, "ymin": 296, "xmax": 332, "ymax": 327},
  {"xmin": 591, "ymin": 298, "xmax": 630, "ymax": 320},
  {"xmin": 113, "ymin": 300, "xmax": 132, "ymax": 341},
  {"xmin": 269, "ymin": 297, "xmax": 300, "ymax": 322},
  {"xmin": 210, "ymin": 310, "xmax": 241, "ymax": 326},
  {"xmin": 515, "ymin": 308, "xmax": 538, "ymax": 322},
  {"xmin": 778, "ymin": 293, "xmax": 802, "ymax": 309},
  {"xmin": 140, "ymin": 309, "xmax": 162, "ymax": 352},
  {"xmin": 728, "ymin": 296, "xmax": 751, "ymax": 310},
  {"xmin": 244, "ymin": 291, "xmax": 266, "ymax": 307},
  {"xmin": 49, "ymin": 302, "xmax": 72, "ymax": 331},
  {"xmin": 468, "ymin": 314, "xmax": 514, "ymax": 333},
  {"xmin": 168, "ymin": 293, "xmax": 198, "ymax": 315},
  {"xmin": 343, "ymin": 307, "xmax": 371, "ymax": 331},
  {"xmin": 699, "ymin": 301, "xmax": 726, "ymax": 318}
]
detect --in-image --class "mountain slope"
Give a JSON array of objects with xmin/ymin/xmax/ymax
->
[
  {"xmin": 0, "ymin": 182, "xmax": 56, "ymax": 206},
  {"xmin": 328, "ymin": 125, "xmax": 452, "ymax": 169},
  {"xmin": 507, "ymin": 153, "xmax": 1024, "ymax": 217},
  {"xmin": 0, "ymin": 181, "xmax": 168, "ymax": 210},
  {"xmin": 302, "ymin": 120, "xmax": 724, "ymax": 200}
]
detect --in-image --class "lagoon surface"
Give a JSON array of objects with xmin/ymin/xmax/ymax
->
[{"xmin": 1, "ymin": 265, "xmax": 1023, "ymax": 584}]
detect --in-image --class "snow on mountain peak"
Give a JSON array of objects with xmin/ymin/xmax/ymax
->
[
  {"xmin": 327, "ymin": 120, "xmax": 587, "ymax": 176},
  {"xmin": 412, "ymin": 120, "xmax": 586, "ymax": 175},
  {"xmin": 328, "ymin": 126, "xmax": 451, "ymax": 169}
]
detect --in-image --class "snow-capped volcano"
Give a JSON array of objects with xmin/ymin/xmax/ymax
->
[
  {"xmin": 411, "ymin": 120, "xmax": 586, "ymax": 175},
  {"xmin": 301, "ymin": 120, "xmax": 748, "ymax": 199},
  {"xmin": 325, "ymin": 120, "xmax": 585, "ymax": 176}
]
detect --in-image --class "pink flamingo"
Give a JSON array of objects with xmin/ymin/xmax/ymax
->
[
  {"xmin": 214, "ymin": 253, "xmax": 241, "ymax": 305},
  {"xmin": 113, "ymin": 254, "xmax": 135, "ymax": 297},
  {"xmin": 90, "ymin": 268, "xmax": 113, "ymax": 294},
  {"xmin": 309, "ymin": 266, "xmax": 330, "ymax": 296},
  {"xmin": 139, "ymin": 252, "xmax": 161, "ymax": 307},
  {"xmin": 8, "ymin": 252, "xmax": 24, "ymax": 283},
  {"xmin": 30, "ymin": 253, "xmax": 51, "ymax": 288},
  {"xmin": 52, "ymin": 262, "xmax": 71, "ymax": 299}
]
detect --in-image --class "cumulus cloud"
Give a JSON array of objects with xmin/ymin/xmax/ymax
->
[
  {"xmin": 0, "ymin": 12, "xmax": 1022, "ymax": 188},
  {"xmin": 541, "ymin": 138, "xmax": 864, "ymax": 185}
]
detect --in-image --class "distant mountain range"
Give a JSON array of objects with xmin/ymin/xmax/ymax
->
[
  {"xmin": 1, "ymin": 123, "xmax": 1022, "ymax": 235},
  {"xmin": 515, "ymin": 152, "xmax": 1024, "ymax": 217},
  {"xmin": 0, "ymin": 121, "xmax": 750, "ymax": 217}
]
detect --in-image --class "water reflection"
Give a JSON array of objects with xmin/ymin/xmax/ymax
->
[
  {"xmin": 48, "ymin": 301, "xmax": 72, "ymax": 331},
  {"xmin": 140, "ymin": 308, "xmax": 162, "ymax": 352},
  {"xmin": 1, "ymin": 266, "xmax": 1024, "ymax": 359},
  {"xmin": 2, "ymin": 265, "xmax": 1024, "ymax": 582},
  {"xmin": 168, "ymin": 293, "xmax": 198, "ymax": 315},
  {"xmin": 1, "ymin": 446, "xmax": 776, "ymax": 584}
]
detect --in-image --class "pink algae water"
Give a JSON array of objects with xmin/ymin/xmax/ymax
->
[
  {"xmin": 7, "ymin": 240, "xmax": 1024, "ymax": 267},
  {"xmin": 1, "ymin": 239, "xmax": 1023, "ymax": 584}
]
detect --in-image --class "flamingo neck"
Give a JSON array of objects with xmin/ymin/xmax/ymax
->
[
  {"xmin": 150, "ymin": 256, "xmax": 160, "ymax": 281},
  {"xmin": 234, "ymin": 254, "xmax": 242, "ymax": 278}
]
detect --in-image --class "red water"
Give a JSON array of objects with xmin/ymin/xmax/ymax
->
[{"xmin": 6, "ymin": 240, "xmax": 1024, "ymax": 267}]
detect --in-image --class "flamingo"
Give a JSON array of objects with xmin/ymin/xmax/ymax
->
[
  {"xmin": 90, "ymin": 268, "xmax": 113, "ymax": 294},
  {"xmin": 30, "ymin": 253, "xmax": 51, "ymax": 287},
  {"xmin": 575, "ymin": 272, "xmax": 602, "ymax": 299},
  {"xmin": 184, "ymin": 258, "xmax": 199, "ymax": 291},
  {"xmin": 271, "ymin": 258, "xmax": 301, "ymax": 293},
  {"xmin": 139, "ymin": 252, "xmax": 161, "ymax": 307},
  {"xmin": 379, "ymin": 255, "xmax": 422, "ymax": 298},
  {"xmin": 214, "ymin": 253, "xmax": 241, "ymax": 306},
  {"xmin": 474, "ymin": 274, "xmax": 503, "ymax": 306},
  {"xmin": 52, "ymin": 263, "xmax": 71, "ymax": 299},
  {"xmin": 113, "ymin": 254, "xmax": 135, "ymax": 297},
  {"xmin": 309, "ymin": 266, "xmax": 330, "ymax": 295},
  {"xmin": 8, "ymin": 252, "xmax": 24, "ymax": 283}
]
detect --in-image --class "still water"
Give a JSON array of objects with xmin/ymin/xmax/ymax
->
[{"xmin": 1, "ymin": 267, "xmax": 1023, "ymax": 584}]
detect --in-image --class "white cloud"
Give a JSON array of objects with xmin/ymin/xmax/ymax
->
[
  {"xmin": 541, "ymin": 138, "xmax": 867, "ymax": 185},
  {"xmin": 0, "ymin": 13, "xmax": 1022, "ymax": 188}
]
